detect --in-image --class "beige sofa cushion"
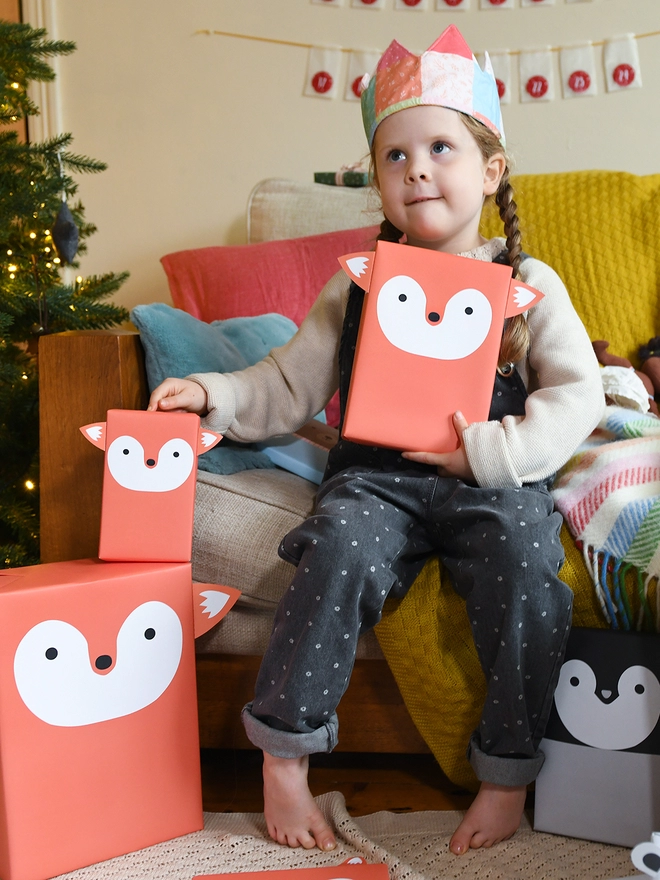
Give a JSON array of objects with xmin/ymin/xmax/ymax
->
[
  {"xmin": 247, "ymin": 178, "xmax": 382, "ymax": 243},
  {"xmin": 192, "ymin": 467, "xmax": 383, "ymax": 659}
]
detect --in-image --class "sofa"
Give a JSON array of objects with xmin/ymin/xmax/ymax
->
[{"xmin": 39, "ymin": 171, "xmax": 660, "ymax": 789}]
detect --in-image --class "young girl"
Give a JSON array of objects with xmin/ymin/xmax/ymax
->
[{"xmin": 148, "ymin": 25, "xmax": 603, "ymax": 857}]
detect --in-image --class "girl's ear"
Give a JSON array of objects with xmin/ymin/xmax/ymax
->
[{"xmin": 483, "ymin": 153, "xmax": 506, "ymax": 197}]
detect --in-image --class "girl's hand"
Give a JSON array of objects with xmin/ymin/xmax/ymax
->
[
  {"xmin": 402, "ymin": 411, "xmax": 475, "ymax": 482},
  {"xmin": 147, "ymin": 378, "xmax": 208, "ymax": 415}
]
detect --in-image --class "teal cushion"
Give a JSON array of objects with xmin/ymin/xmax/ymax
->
[{"xmin": 130, "ymin": 303, "xmax": 299, "ymax": 475}]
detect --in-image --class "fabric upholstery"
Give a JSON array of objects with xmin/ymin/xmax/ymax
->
[{"xmin": 160, "ymin": 225, "xmax": 380, "ymax": 330}]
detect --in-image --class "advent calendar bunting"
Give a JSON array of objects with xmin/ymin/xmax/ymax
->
[
  {"xmin": 345, "ymin": 50, "xmax": 381, "ymax": 100},
  {"xmin": 394, "ymin": 0, "xmax": 429, "ymax": 9},
  {"xmin": 351, "ymin": 0, "xmax": 386, "ymax": 8},
  {"xmin": 521, "ymin": 0, "xmax": 555, "ymax": 6},
  {"xmin": 304, "ymin": 47, "xmax": 342, "ymax": 98},
  {"xmin": 519, "ymin": 49, "xmax": 555, "ymax": 102},
  {"xmin": 604, "ymin": 34, "xmax": 642, "ymax": 92},
  {"xmin": 311, "ymin": 0, "xmax": 343, "ymax": 5},
  {"xmin": 480, "ymin": 0, "xmax": 515, "ymax": 8},
  {"xmin": 560, "ymin": 43, "xmax": 597, "ymax": 98},
  {"xmin": 487, "ymin": 51, "xmax": 512, "ymax": 104},
  {"xmin": 436, "ymin": 0, "xmax": 470, "ymax": 9}
]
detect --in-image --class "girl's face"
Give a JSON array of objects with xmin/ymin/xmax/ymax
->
[{"xmin": 373, "ymin": 105, "xmax": 505, "ymax": 254}]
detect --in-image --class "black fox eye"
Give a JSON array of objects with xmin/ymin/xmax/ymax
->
[
  {"xmin": 635, "ymin": 684, "xmax": 645, "ymax": 694},
  {"xmin": 570, "ymin": 676, "xmax": 580, "ymax": 687},
  {"xmin": 398, "ymin": 294, "xmax": 407, "ymax": 302},
  {"xmin": 144, "ymin": 628, "xmax": 156, "ymax": 640},
  {"xmin": 45, "ymin": 647, "xmax": 58, "ymax": 660},
  {"xmin": 173, "ymin": 451, "xmax": 179, "ymax": 458},
  {"xmin": 123, "ymin": 449, "xmax": 129, "ymax": 455}
]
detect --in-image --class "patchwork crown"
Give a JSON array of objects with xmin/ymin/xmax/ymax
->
[{"xmin": 361, "ymin": 25, "xmax": 505, "ymax": 148}]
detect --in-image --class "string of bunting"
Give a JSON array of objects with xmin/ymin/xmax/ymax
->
[{"xmin": 198, "ymin": 26, "xmax": 658, "ymax": 103}]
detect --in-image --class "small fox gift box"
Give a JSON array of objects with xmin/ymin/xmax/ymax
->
[
  {"xmin": 81, "ymin": 409, "xmax": 221, "ymax": 562},
  {"xmin": 338, "ymin": 241, "xmax": 543, "ymax": 453},
  {"xmin": 0, "ymin": 558, "xmax": 238, "ymax": 880}
]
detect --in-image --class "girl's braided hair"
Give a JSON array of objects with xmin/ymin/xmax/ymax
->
[{"xmin": 371, "ymin": 113, "xmax": 530, "ymax": 372}]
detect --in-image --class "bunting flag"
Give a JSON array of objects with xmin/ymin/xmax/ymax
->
[
  {"xmin": 480, "ymin": 0, "xmax": 515, "ymax": 9},
  {"xmin": 304, "ymin": 47, "xmax": 343, "ymax": 98},
  {"xmin": 521, "ymin": 0, "xmax": 555, "ymax": 5},
  {"xmin": 604, "ymin": 34, "xmax": 642, "ymax": 92},
  {"xmin": 519, "ymin": 49, "xmax": 555, "ymax": 102},
  {"xmin": 351, "ymin": 0, "xmax": 386, "ymax": 7},
  {"xmin": 487, "ymin": 51, "xmax": 512, "ymax": 104},
  {"xmin": 311, "ymin": 0, "xmax": 343, "ymax": 5},
  {"xmin": 345, "ymin": 50, "xmax": 381, "ymax": 100},
  {"xmin": 560, "ymin": 43, "xmax": 597, "ymax": 98},
  {"xmin": 394, "ymin": 0, "xmax": 428, "ymax": 8},
  {"xmin": 436, "ymin": 0, "xmax": 470, "ymax": 9}
]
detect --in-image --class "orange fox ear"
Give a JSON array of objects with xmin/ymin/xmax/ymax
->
[
  {"xmin": 80, "ymin": 422, "xmax": 106, "ymax": 450},
  {"xmin": 192, "ymin": 584, "xmax": 241, "ymax": 637},
  {"xmin": 338, "ymin": 252, "xmax": 375, "ymax": 290},
  {"xmin": 197, "ymin": 429, "xmax": 222, "ymax": 455},
  {"xmin": 505, "ymin": 280, "xmax": 544, "ymax": 318}
]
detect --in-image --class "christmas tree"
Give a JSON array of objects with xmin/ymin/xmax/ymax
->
[{"xmin": 0, "ymin": 20, "xmax": 129, "ymax": 567}]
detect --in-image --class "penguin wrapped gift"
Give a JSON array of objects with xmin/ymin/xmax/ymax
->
[{"xmin": 534, "ymin": 627, "xmax": 660, "ymax": 847}]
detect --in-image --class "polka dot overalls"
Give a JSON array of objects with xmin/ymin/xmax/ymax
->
[{"xmin": 242, "ymin": 267, "xmax": 573, "ymax": 787}]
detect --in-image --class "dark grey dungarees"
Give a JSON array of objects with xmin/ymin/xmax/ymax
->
[{"xmin": 242, "ymin": 256, "xmax": 572, "ymax": 786}]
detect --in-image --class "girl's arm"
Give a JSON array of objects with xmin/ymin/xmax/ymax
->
[
  {"xmin": 183, "ymin": 271, "xmax": 349, "ymax": 443},
  {"xmin": 461, "ymin": 257, "xmax": 605, "ymax": 488}
]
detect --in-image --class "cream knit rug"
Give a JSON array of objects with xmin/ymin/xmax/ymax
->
[
  {"xmin": 56, "ymin": 791, "xmax": 639, "ymax": 880},
  {"xmin": 55, "ymin": 793, "xmax": 637, "ymax": 880}
]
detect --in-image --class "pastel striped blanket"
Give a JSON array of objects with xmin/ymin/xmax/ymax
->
[{"xmin": 551, "ymin": 405, "xmax": 660, "ymax": 632}]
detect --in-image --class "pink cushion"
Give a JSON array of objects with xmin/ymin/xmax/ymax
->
[
  {"xmin": 160, "ymin": 226, "xmax": 379, "ymax": 328},
  {"xmin": 160, "ymin": 225, "xmax": 380, "ymax": 427}
]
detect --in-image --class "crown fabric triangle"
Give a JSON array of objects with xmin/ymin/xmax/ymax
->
[{"xmin": 361, "ymin": 25, "xmax": 505, "ymax": 148}]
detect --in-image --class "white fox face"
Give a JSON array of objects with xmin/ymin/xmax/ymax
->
[
  {"xmin": 376, "ymin": 275, "xmax": 493, "ymax": 360},
  {"xmin": 554, "ymin": 658, "xmax": 660, "ymax": 750},
  {"xmin": 106, "ymin": 435, "xmax": 195, "ymax": 492},
  {"xmin": 13, "ymin": 601, "xmax": 183, "ymax": 727}
]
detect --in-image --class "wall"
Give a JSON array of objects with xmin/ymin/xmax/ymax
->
[{"xmin": 32, "ymin": 0, "xmax": 660, "ymax": 312}]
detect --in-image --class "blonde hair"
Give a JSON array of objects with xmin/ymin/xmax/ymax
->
[{"xmin": 370, "ymin": 113, "xmax": 530, "ymax": 370}]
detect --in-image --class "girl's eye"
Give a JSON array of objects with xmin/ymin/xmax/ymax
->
[
  {"xmin": 431, "ymin": 142, "xmax": 449, "ymax": 155},
  {"xmin": 388, "ymin": 149, "xmax": 406, "ymax": 163}
]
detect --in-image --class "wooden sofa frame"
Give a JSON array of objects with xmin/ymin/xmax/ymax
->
[{"xmin": 39, "ymin": 329, "xmax": 429, "ymax": 755}]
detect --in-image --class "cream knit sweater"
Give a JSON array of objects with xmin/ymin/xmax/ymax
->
[{"xmin": 189, "ymin": 239, "xmax": 604, "ymax": 489}]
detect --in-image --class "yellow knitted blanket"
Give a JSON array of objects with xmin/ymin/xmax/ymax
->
[{"xmin": 374, "ymin": 170, "xmax": 660, "ymax": 791}]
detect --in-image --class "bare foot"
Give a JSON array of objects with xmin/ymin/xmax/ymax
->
[
  {"xmin": 449, "ymin": 781, "xmax": 527, "ymax": 855},
  {"xmin": 262, "ymin": 752, "xmax": 337, "ymax": 851}
]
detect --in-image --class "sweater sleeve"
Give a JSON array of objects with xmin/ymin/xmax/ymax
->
[
  {"xmin": 462, "ymin": 256, "xmax": 605, "ymax": 488},
  {"xmin": 186, "ymin": 270, "xmax": 349, "ymax": 442}
]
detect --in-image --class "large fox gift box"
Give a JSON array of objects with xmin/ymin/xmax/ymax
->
[
  {"xmin": 0, "ymin": 410, "xmax": 240, "ymax": 880},
  {"xmin": 338, "ymin": 241, "xmax": 543, "ymax": 453}
]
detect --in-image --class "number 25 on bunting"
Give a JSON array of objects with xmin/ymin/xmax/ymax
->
[{"xmin": 560, "ymin": 44, "xmax": 597, "ymax": 98}]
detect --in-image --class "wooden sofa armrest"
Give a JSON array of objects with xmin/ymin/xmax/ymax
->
[{"xmin": 39, "ymin": 330, "xmax": 148, "ymax": 563}]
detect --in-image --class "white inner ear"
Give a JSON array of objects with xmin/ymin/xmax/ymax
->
[
  {"xmin": 346, "ymin": 256, "xmax": 370, "ymax": 278},
  {"xmin": 85, "ymin": 425, "xmax": 103, "ymax": 442}
]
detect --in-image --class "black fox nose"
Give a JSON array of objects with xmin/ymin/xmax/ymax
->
[
  {"xmin": 428, "ymin": 312, "xmax": 440, "ymax": 323},
  {"xmin": 95, "ymin": 655, "xmax": 113, "ymax": 670},
  {"xmin": 146, "ymin": 458, "xmax": 156, "ymax": 467}
]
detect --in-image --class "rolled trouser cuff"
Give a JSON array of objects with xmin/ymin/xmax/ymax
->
[
  {"xmin": 241, "ymin": 702, "xmax": 339, "ymax": 758},
  {"xmin": 467, "ymin": 735, "xmax": 545, "ymax": 787}
]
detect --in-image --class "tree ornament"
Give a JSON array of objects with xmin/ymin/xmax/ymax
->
[{"xmin": 52, "ymin": 200, "xmax": 79, "ymax": 264}]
